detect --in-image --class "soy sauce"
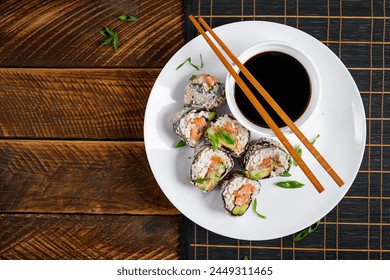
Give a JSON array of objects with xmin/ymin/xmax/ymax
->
[{"xmin": 234, "ymin": 51, "xmax": 311, "ymax": 128}]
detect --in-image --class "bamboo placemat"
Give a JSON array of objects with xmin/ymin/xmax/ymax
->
[{"xmin": 181, "ymin": 0, "xmax": 390, "ymax": 260}]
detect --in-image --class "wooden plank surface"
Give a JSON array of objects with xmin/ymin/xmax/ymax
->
[
  {"xmin": 0, "ymin": 214, "xmax": 180, "ymax": 260},
  {"xmin": 0, "ymin": 140, "xmax": 178, "ymax": 215},
  {"xmin": 0, "ymin": 68, "xmax": 158, "ymax": 139},
  {"xmin": 0, "ymin": 0, "xmax": 184, "ymax": 67},
  {"xmin": 0, "ymin": 0, "xmax": 184, "ymax": 260}
]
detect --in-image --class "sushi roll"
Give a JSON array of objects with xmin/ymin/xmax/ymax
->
[
  {"xmin": 205, "ymin": 114, "xmax": 251, "ymax": 157},
  {"xmin": 184, "ymin": 73, "xmax": 226, "ymax": 109},
  {"xmin": 173, "ymin": 107, "xmax": 217, "ymax": 147},
  {"xmin": 190, "ymin": 144, "xmax": 234, "ymax": 192},
  {"xmin": 241, "ymin": 137, "xmax": 291, "ymax": 180},
  {"xmin": 221, "ymin": 173, "xmax": 261, "ymax": 216}
]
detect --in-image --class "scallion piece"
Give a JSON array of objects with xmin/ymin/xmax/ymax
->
[
  {"xmin": 99, "ymin": 26, "xmax": 119, "ymax": 51},
  {"xmin": 252, "ymin": 198, "xmax": 266, "ymax": 219},
  {"xmin": 174, "ymin": 140, "xmax": 186, "ymax": 148},
  {"xmin": 291, "ymin": 144, "xmax": 302, "ymax": 167},
  {"xmin": 293, "ymin": 220, "xmax": 321, "ymax": 242},
  {"xmin": 310, "ymin": 134, "xmax": 320, "ymax": 145},
  {"xmin": 207, "ymin": 129, "xmax": 219, "ymax": 151},
  {"xmin": 218, "ymin": 128, "xmax": 235, "ymax": 145},
  {"xmin": 118, "ymin": 15, "xmax": 138, "ymax": 22},
  {"xmin": 189, "ymin": 74, "xmax": 197, "ymax": 81},
  {"xmin": 275, "ymin": 180, "xmax": 304, "ymax": 189},
  {"xmin": 176, "ymin": 54, "xmax": 203, "ymax": 71},
  {"xmin": 279, "ymin": 171, "xmax": 292, "ymax": 177},
  {"xmin": 113, "ymin": 32, "xmax": 119, "ymax": 51}
]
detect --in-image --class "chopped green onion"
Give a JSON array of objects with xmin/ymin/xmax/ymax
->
[
  {"xmin": 200, "ymin": 53, "xmax": 204, "ymax": 68},
  {"xmin": 293, "ymin": 220, "xmax": 321, "ymax": 242},
  {"xmin": 243, "ymin": 256, "xmax": 249, "ymax": 260},
  {"xmin": 104, "ymin": 26, "xmax": 115, "ymax": 37},
  {"xmin": 189, "ymin": 74, "xmax": 197, "ymax": 81},
  {"xmin": 218, "ymin": 128, "xmax": 235, "ymax": 145},
  {"xmin": 310, "ymin": 134, "xmax": 320, "ymax": 145},
  {"xmin": 291, "ymin": 144, "xmax": 302, "ymax": 167},
  {"xmin": 308, "ymin": 220, "xmax": 320, "ymax": 233},
  {"xmin": 118, "ymin": 15, "xmax": 138, "ymax": 22},
  {"xmin": 279, "ymin": 171, "xmax": 292, "ymax": 177},
  {"xmin": 207, "ymin": 129, "xmax": 219, "ymax": 151},
  {"xmin": 99, "ymin": 29, "xmax": 110, "ymax": 37},
  {"xmin": 176, "ymin": 57, "xmax": 190, "ymax": 70},
  {"xmin": 174, "ymin": 140, "xmax": 186, "ymax": 148},
  {"xmin": 101, "ymin": 37, "xmax": 114, "ymax": 46},
  {"xmin": 176, "ymin": 54, "xmax": 203, "ymax": 71},
  {"xmin": 113, "ymin": 32, "xmax": 119, "ymax": 51},
  {"xmin": 252, "ymin": 198, "xmax": 266, "ymax": 219},
  {"xmin": 99, "ymin": 26, "xmax": 119, "ymax": 51},
  {"xmin": 275, "ymin": 180, "xmax": 304, "ymax": 189},
  {"xmin": 293, "ymin": 229, "xmax": 309, "ymax": 242}
]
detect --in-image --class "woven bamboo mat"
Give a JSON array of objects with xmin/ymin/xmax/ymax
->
[{"xmin": 181, "ymin": 0, "xmax": 390, "ymax": 260}]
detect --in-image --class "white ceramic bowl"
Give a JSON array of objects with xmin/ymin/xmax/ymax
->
[{"xmin": 225, "ymin": 40, "xmax": 322, "ymax": 136}]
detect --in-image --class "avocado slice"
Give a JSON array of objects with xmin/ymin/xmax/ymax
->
[
  {"xmin": 231, "ymin": 204, "xmax": 249, "ymax": 216},
  {"xmin": 246, "ymin": 169, "xmax": 271, "ymax": 180},
  {"xmin": 198, "ymin": 163, "xmax": 226, "ymax": 191}
]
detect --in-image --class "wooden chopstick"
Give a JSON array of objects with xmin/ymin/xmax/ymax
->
[
  {"xmin": 189, "ymin": 15, "xmax": 330, "ymax": 193},
  {"xmin": 195, "ymin": 17, "xmax": 344, "ymax": 189}
]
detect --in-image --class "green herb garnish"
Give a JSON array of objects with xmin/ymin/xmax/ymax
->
[
  {"xmin": 194, "ymin": 178, "xmax": 211, "ymax": 184},
  {"xmin": 118, "ymin": 15, "xmax": 138, "ymax": 22},
  {"xmin": 174, "ymin": 140, "xmax": 186, "ymax": 148},
  {"xmin": 252, "ymin": 198, "xmax": 266, "ymax": 219},
  {"xmin": 218, "ymin": 128, "xmax": 235, "ymax": 145},
  {"xmin": 189, "ymin": 74, "xmax": 197, "ymax": 81},
  {"xmin": 310, "ymin": 134, "xmax": 320, "ymax": 145},
  {"xmin": 207, "ymin": 129, "xmax": 219, "ymax": 151},
  {"xmin": 200, "ymin": 53, "xmax": 204, "ymax": 68},
  {"xmin": 176, "ymin": 54, "xmax": 203, "ymax": 71},
  {"xmin": 243, "ymin": 256, "xmax": 249, "ymax": 260},
  {"xmin": 99, "ymin": 26, "xmax": 119, "ymax": 51},
  {"xmin": 241, "ymin": 167, "xmax": 246, "ymax": 176},
  {"xmin": 293, "ymin": 220, "xmax": 320, "ymax": 242},
  {"xmin": 113, "ymin": 32, "xmax": 119, "ymax": 51},
  {"xmin": 275, "ymin": 180, "xmax": 304, "ymax": 189},
  {"xmin": 279, "ymin": 171, "xmax": 292, "ymax": 177},
  {"xmin": 291, "ymin": 144, "xmax": 302, "ymax": 167},
  {"xmin": 290, "ymin": 134, "xmax": 320, "ymax": 167}
]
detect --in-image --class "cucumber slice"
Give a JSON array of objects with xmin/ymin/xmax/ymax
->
[
  {"xmin": 231, "ymin": 204, "xmax": 250, "ymax": 216},
  {"xmin": 247, "ymin": 169, "xmax": 271, "ymax": 180}
]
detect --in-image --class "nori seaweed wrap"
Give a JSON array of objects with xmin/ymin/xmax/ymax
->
[{"xmin": 241, "ymin": 137, "xmax": 291, "ymax": 180}]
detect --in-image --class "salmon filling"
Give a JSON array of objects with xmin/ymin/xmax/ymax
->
[
  {"xmin": 246, "ymin": 157, "xmax": 281, "ymax": 180},
  {"xmin": 190, "ymin": 117, "xmax": 208, "ymax": 142},
  {"xmin": 233, "ymin": 184, "xmax": 257, "ymax": 206},
  {"xmin": 195, "ymin": 155, "xmax": 226, "ymax": 191}
]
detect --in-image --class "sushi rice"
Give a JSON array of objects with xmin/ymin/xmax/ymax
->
[
  {"xmin": 221, "ymin": 173, "xmax": 261, "ymax": 216},
  {"xmin": 190, "ymin": 144, "xmax": 234, "ymax": 192}
]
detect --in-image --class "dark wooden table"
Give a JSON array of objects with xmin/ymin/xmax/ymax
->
[{"xmin": 0, "ymin": 0, "xmax": 184, "ymax": 259}]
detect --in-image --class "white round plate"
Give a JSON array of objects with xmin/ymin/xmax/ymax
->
[{"xmin": 144, "ymin": 21, "xmax": 366, "ymax": 240}]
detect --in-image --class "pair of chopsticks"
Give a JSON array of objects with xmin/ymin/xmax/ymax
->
[{"xmin": 189, "ymin": 15, "xmax": 344, "ymax": 193}]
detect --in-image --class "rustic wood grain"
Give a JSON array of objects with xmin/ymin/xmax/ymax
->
[
  {"xmin": 0, "ymin": 0, "xmax": 184, "ymax": 67},
  {"xmin": 0, "ymin": 68, "xmax": 158, "ymax": 139},
  {"xmin": 0, "ymin": 140, "xmax": 179, "ymax": 215},
  {"xmin": 0, "ymin": 214, "xmax": 180, "ymax": 259},
  {"xmin": 0, "ymin": 0, "xmax": 186, "ymax": 260}
]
